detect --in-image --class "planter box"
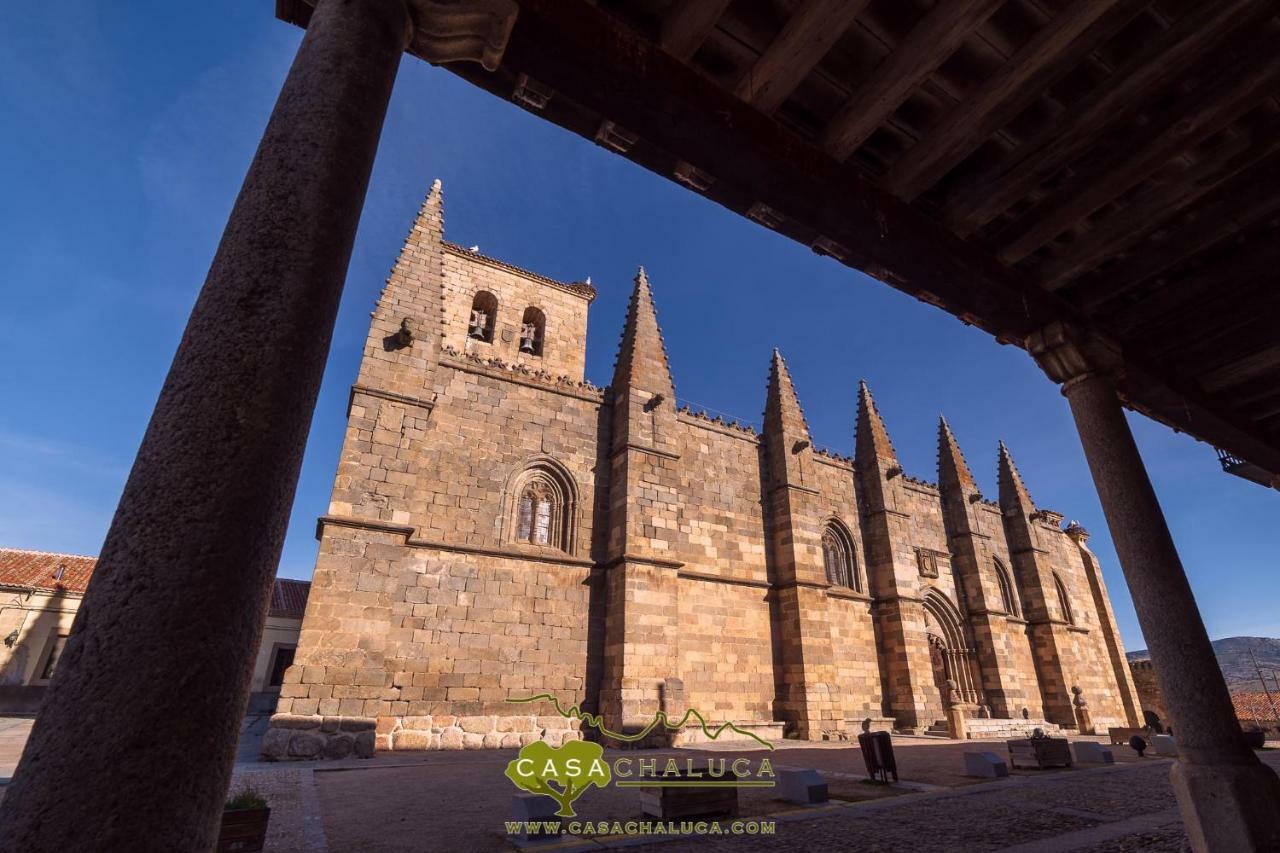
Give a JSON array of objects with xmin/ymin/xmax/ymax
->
[
  {"xmin": 639, "ymin": 778, "xmax": 738, "ymax": 819},
  {"xmin": 217, "ymin": 807, "xmax": 271, "ymax": 853}
]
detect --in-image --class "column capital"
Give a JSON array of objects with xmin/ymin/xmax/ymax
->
[{"xmin": 1025, "ymin": 322, "xmax": 1123, "ymax": 390}]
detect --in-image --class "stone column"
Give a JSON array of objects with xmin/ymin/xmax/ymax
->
[
  {"xmin": 1029, "ymin": 322, "xmax": 1280, "ymax": 853},
  {"xmin": 0, "ymin": 1, "xmax": 411, "ymax": 850}
]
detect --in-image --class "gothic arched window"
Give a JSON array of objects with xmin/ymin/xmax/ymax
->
[
  {"xmin": 994, "ymin": 558, "xmax": 1020, "ymax": 617},
  {"xmin": 510, "ymin": 461, "xmax": 577, "ymax": 553},
  {"xmin": 519, "ymin": 307, "xmax": 545, "ymax": 357},
  {"xmin": 821, "ymin": 521, "xmax": 860, "ymax": 592},
  {"xmin": 1053, "ymin": 573, "xmax": 1074, "ymax": 625},
  {"xmin": 517, "ymin": 481, "xmax": 555, "ymax": 545},
  {"xmin": 468, "ymin": 291, "xmax": 498, "ymax": 343}
]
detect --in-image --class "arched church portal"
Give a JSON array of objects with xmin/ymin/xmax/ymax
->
[{"xmin": 923, "ymin": 591, "xmax": 982, "ymax": 710}]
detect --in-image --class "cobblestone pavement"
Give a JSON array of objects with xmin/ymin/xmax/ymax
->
[
  {"xmin": 1, "ymin": 718, "xmax": 1276, "ymax": 852},
  {"xmin": 279, "ymin": 742, "xmax": 1279, "ymax": 853},
  {"xmin": 0, "ymin": 717, "xmax": 32, "ymax": 779}
]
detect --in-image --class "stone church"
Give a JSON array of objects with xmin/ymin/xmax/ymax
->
[{"xmin": 265, "ymin": 183, "xmax": 1141, "ymax": 758}]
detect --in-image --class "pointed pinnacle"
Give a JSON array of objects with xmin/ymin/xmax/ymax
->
[
  {"xmin": 764, "ymin": 348, "xmax": 811, "ymax": 439},
  {"xmin": 855, "ymin": 380, "xmax": 898, "ymax": 464},
  {"xmin": 997, "ymin": 441, "xmax": 1035, "ymax": 508},
  {"xmin": 937, "ymin": 416, "xmax": 976, "ymax": 492},
  {"xmin": 611, "ymin": 266, "xmax": 675, "ymax": 395},
  {"xmin": 425, "ymin": 178, "xmax": 443, "ymax": 210}
]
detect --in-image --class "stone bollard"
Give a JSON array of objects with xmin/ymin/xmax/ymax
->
[
  {"xmin": 963, "ymin": 751, "xmax": 1009, "ymax": 778},
  {"xmin": 777, "ymin": 769, "xmax": 828, "ymax": 804},
  {"xmin": 507, "ymin": 794, "xmax": 561, "ymax": 842},
  {"xmin": 1071, "ymin": 742, "xmax": 1115, "ymax": 764},
  {"xmin": 1152, "ymin": 734, "xmax": 1178, "ymax": 757}
]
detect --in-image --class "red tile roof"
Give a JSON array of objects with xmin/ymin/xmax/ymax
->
[
  {"xmin": 0, "ymin": 548, "xmax": 310, "ymax": 619},
  {"xmin": 0, "ymin": 548, "xmax": 96, "ymax": 594},
  {"xmin": 269, "ymin": 577, "xmax": 311, "ymax": 619},
  {"xmin": 1233, "ymin": 691, "xmax": 1280, "ymax": 722}
]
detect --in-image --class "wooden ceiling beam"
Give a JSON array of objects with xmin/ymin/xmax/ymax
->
[
  {"xmin": 994, "ymin": 33, "xmax": 1280, "ymax": 265},
  {"xmin": 433, "ymin": 0, "xmax": 1280, "ymax": 475},
  {"xmin": 1217, "ymin": 374, "xmax": 1280, "ymax": 408},
  {"xmin": 734, "ymin": 0, "xmax": 872, "ymax": 114},
  {"xmin": 1199, "ymin": 344, "xmax": 1280, "ymax": 394},
  {"xmin": 1110, "ymin": 233, "xmax": 1280, "ymax": 334},
  {"xmin": 1243, "ymin": 397, "xmax": 1280, "ymax": 422},
  {"xmin": 1070, "ymin": 153, "xmax": 1280, "ymax": 311},
  {"xmin": 818, "ymin": 0, "xmax": 1005, "ymax": 162},
  {"xmin": 1034, "ymin": 110, "xmax": 1280, "ymax": 290},
  {"xmin": 1142, "ymin": 289, "xmax": 1280, "ymax": 362},
  {"xmin": 940, "ymin": 0, "xmax": 1269, "ymax": 237},
  {"xmin": 659, "ymin": 0, "xmax": 733, "ymax": 61},
  {"xmin": 882, "ymin": 0, "xmax": 1143, "ymax": 202},
  {"xmin": 1181, "ymin": 311, "xmax": 1280, "ymax": 369}
]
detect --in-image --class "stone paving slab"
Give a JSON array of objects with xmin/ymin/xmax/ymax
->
[{"xmin": 0, "ymin": 718, "xmax": 1274, "ymax": 852}]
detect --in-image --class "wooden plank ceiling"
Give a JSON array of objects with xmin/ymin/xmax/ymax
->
[{"xmin": 281, "ymin": 0, "xmax": 1280, "ymax": 478}]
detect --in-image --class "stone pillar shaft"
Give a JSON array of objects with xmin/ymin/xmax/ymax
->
[
  {"xmin": 1062, "ymin": 372, "xmax": 1280, "ymax": 851},
  {"xmin": 0, "ymin": 0, "xmax": 409, "ymax": 850}
]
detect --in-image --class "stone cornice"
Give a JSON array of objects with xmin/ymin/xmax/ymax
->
[
  {"xmin": 349, "ymin": 384, "xmax": 437, "ymax": 415},
  {"xmin": 824, "ymin": 586, "xmax": 873, "ymax": 603},
  {"xmin": 812, "ymin": 453, "xmax": 854, "ymax": 472},
  {"xmin": 599, "ymin": 554, "xmax": 685, "ymax": 572},
  {"xmin": 864, "ymin": 507, "xmax": 911, "ymax": 520},
  {"xmin": 872, "ymin": 593, "xmax": 925, "ymax": 607},
  {"xmin": 677, "ymin": 568, "xmax": 769, "ymax": 589},
  {"xmin": 768, "ymin": 482, "xmax": 821, "ymax": 497},
  {"xmin": 315, "ymin": 515, "xmax": 595, "ymax": 567},
  {"xmin": 1024, "ymin": 616, "xmax": 1088, "ymax": 633},
  {"xmin": 901, "ymin": 475, "xmax": 940, "ymax": 495},
  {"xmin": 609, "ymin": 442, "xmax": 681, "ymax": 461},
  {"xmin": 440, "ymin": 350, "xmax": 606, "ymax": 403},
  {"xmin": 948, "ymin": 530, "xmax": 992, "ymax": 542},
  {"xmin": 443, "ymin": 241, "xmax": 597, "ymax": 302},
  {"xmin": 676, "ymin": 407, "xmax": 759, "ymax": 441}
]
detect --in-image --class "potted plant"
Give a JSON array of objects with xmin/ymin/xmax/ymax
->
[{"xmin": 218, "ymin": 784, "xmax": 271, "ymax": 853}]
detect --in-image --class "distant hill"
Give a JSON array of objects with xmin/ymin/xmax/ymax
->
[{"xmin": 1128, "ymin": 637, "xmax": 1280, "ymax": 694}]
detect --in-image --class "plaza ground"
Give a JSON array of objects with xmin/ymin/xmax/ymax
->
[{"xmin": 3, "ymin": 716, "xmax": 1276, "ymax": 851}]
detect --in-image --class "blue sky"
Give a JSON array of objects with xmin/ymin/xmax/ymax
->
[{"xmin": 2, "ymin": 0, "xmax": 1277, "ymax": 650}]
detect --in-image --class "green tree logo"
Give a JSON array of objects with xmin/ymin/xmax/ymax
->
[{"xmin": 504, "ymin": 740, "xmax": 611, "ymax": 817}]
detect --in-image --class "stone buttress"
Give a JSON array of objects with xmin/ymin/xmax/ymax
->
[
  {"xmin": 761, "ymin": 350, "xmax": 844, "ymax": 738},
  {"xmin": 854, "ymin": 383, "xmax": 938, "ymax": 732},
  {"xmin": 998, "ymin": 443, "xmax": 1075, "ymax": 726},
  {"xmin": 937, "ymin": 418, "xmax": 1044, "ymax": 719},
  {"xmin": 598, "ymin": 269, "xmax": 685, "ymax": 739}
]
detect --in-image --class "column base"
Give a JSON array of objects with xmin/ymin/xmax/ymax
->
[{"xmin": 1171, "ymin": 756, "xmax": 1280, "ymax": 852}]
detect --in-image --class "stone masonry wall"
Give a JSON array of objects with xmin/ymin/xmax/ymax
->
[{"xmin": 265, "ymin": 182, "xmax": 1142, "ymax": 757}]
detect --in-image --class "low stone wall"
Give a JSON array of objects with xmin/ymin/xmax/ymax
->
[
  {"xmin": 262, "ymin": 712, "xmax": 584, "ymax": 759},
  {"xmin": 676, "ymin": 720, "xmax": 785, "ymax": 746},
  {"xmin": 262, "ymin": 714, "xmax": 378, "ymax": 761},
  {"xmin": 378, "ymin": 714, "xmax": 583, "ymax": 751},
  {"xmin": 962, "ymin": 718, "xmax": 1067, "ymax": 740}
]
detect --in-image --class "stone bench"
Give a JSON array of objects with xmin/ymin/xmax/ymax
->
[
  {"xmin": 1108, "ymin": 726, "xmax": 1145, "ymax": 746},
  {"xmin": 1007, "ymin": 737, "xmax": 1072, "ymax": 770},
  {"xmin": 963, "ymin": 751, "xmax": 1009, "ymax": 778},
  {"xmin": 1152, "ymin": 734, "xmax": 1178, "ymax": 756}
]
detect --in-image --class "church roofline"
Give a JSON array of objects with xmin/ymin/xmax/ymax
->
[{"xmin": 443, "ymin": 241, "xmax": 596, "ymax": 302}]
